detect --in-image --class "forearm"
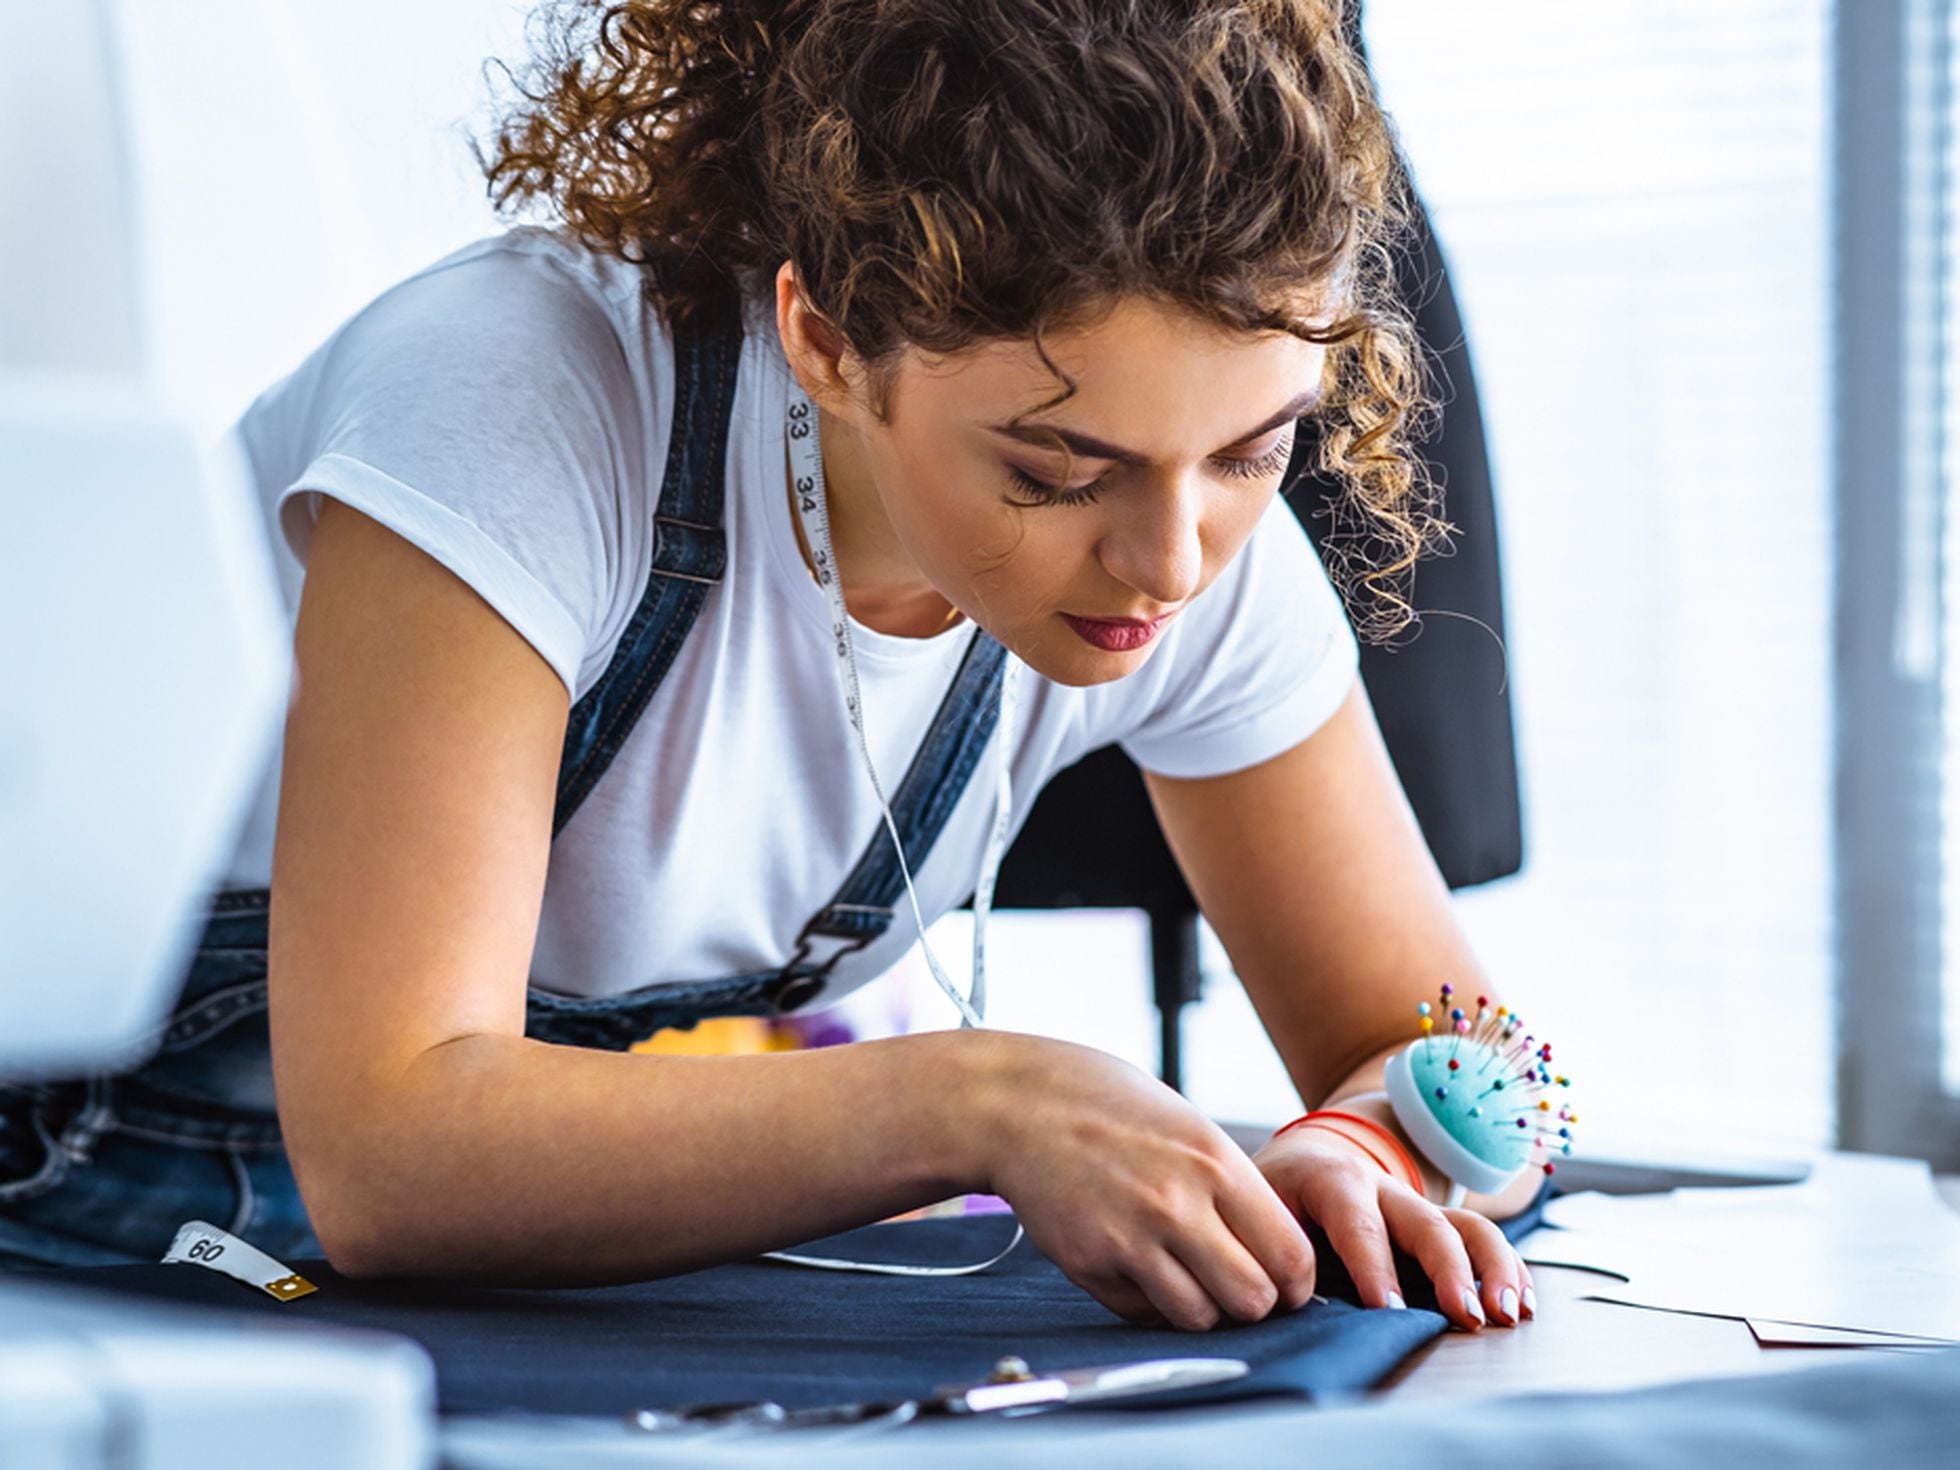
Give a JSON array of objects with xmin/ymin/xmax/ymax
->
[
  {"xmin": 298, "ymin": 1027, "xmax": 997, "ymax": 1284},
  {"xmin": 1311, "ymin": 1039, "xmax": 1543, "ymax": 1220}
]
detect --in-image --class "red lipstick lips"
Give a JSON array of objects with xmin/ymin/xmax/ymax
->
[{"xmin": 1061, "ymin": 612, "xmax": 1170, "ymax": 652}]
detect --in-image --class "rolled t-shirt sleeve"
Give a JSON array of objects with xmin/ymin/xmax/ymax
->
[
  {"xmin": 258, "ymin": 248, "xmax": 648, "ymax": 700},
  {"xmin": 1117, "ymin": 494, "xmax": 1360, "ymax": 779}
]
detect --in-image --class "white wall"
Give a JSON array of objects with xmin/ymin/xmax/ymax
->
[{"xmin": 111, "ymin": 0, "xmax": 531, "ymax": 437}]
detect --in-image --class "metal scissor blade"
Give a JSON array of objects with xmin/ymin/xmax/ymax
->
[{"xmin": 947, "ymin": 1356, "xmax": 1250, "ymax": 1413}]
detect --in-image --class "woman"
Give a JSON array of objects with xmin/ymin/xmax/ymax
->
[{"xmin": 0, "ymin": 0, "xmax": 1541, "ymax": 1334}]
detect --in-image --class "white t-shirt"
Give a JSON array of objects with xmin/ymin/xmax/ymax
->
[{"xmin": 222, "ymin": 228, "xmax": 1359, "ymax": 1004}]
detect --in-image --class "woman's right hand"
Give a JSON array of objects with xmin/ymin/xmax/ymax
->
[{"xmin": 970, "ymin": 1031, "xmax": 1318, "ymax": 1331}]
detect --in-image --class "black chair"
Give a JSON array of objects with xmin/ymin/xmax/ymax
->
[{"xmin": 986, "ymin": 193, "xmax": 1523, "ymax": 1092}]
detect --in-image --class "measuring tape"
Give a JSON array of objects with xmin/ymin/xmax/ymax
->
[
  {"xmin": 784, "ymin": 386, "xmax": 1021, "ymax": 1033},
  {"xmin": 778, "ymin": 383, "xmax": 1026, "ymax": 1277},
  {"xmin": 164, "ymin": 1219, "xmax": 317, "ymax": 1301}
]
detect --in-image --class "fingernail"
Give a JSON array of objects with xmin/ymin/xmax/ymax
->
[
  {"xmin": 1461, "ymin": 1288, "xmax": 1485, "ymax": 1327},
  {"xmin": 1499, "ymin": 1286, "xmax": 1519, "ymax": 1324},
  {"xmin": 1523, "ymin": 1285, "xmax": 1537, "ymax": 1319},
  {"xmin": 1386, "ymin": 1290, "xmax": 1407, "ymax": 1310}
]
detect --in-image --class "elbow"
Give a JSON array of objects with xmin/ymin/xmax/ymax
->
[
  {"xmin": 301, "ymin": 1171, "xmax": 422, "ymax": 1281},
  {"xmin": 292, "ymin": 1126, "xmax": 504, "ymax": 1282},
  {"xmin": 308, "ymin": 1187, "xmax": 474, "ymax": 1282},
  {"xmin": 286, "ymin": 1114, "xmax": 450, "ymax": 1282},
  {"xmin": 281, "ymin": 1039, "xmax": 486, "ymax": 1280}
]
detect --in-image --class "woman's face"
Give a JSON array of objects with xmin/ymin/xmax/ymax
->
[{"xmin": 796, "ymin": 282, "xmax": 1327, "ymax": 688}]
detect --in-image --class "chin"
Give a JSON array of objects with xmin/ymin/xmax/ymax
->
[{"xmin": 1009, "ymin": 635, "xmax": 1157, "ymax": 689}]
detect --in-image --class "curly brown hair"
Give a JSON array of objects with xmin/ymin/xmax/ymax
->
[{"xmin": 481, "ymin": 0, "xmax": 1448, "ymax": 641}]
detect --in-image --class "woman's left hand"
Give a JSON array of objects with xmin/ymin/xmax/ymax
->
[{"xmin": 1250, "ymin": 1126, "xmax": 1535, "ymax": 1332}]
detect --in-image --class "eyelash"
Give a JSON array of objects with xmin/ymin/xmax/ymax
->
[{"xmin": 1006, "ymin": 435, "xmax": 1296, "ymax": 508}]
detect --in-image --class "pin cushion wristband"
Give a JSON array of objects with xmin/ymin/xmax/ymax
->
[
  {"xmin": 1273, "ymin": 987, "xmax": 1580, "ymax": 1209},
  {"xmin": 1383, "ymin": 985, "xmax": 1576, "ymax": 1204}
]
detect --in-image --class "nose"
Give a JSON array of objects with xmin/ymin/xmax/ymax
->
[{"xmin": 1097, "ymin": 472, "xmax": 1204, "ymax": 610}]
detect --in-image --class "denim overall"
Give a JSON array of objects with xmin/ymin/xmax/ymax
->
[{"xmin": 0, "ymin": 289, "xmax": 1011, "ymax": 1270}]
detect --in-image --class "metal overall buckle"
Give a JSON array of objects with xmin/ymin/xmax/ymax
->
[{"xmin": 774, "ymin": 908, "xmax": 887, "ymax": 1012}]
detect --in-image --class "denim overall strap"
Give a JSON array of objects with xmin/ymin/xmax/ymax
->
[
  {"xmin": 552, "ymin": 288, "xmax": 743, "ymax": 837},
  {"xmin": 529, "ymin": 625, "xmax": 1014, "ymax": 1045},
  {"xmin": 781, "ymin": 627, "xmax": 1012, "ymax": 981}
]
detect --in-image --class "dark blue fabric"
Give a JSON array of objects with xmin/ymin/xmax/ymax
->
[
  {"xmin": 1151, "ymin": 1173, "xmax": 1553, "ymax": 1408},
  {"xmin": 37, "ymin": 1184, "xmax": 1552, "ymax": 1419},
  {"xmin": 1293, "ymin": 1172, "xmax": 1555, "ymax": 1318}
]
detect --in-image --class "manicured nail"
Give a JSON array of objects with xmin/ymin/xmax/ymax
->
[
  {"xmin": 1386, "ymin": 1290, "xmax": 1407, "ymax": 1310},
  {"xmin": 1461, "ymin": 1288, "xmax": 1485, "ymax": 1326},
  {"xmin": 1499, "ymin": 1286, "xmax": 1519, "ymax": 1324},
  {"xmin": 1523, "ymin": 1285, "xmax": 1537, "ymax": 1319}
]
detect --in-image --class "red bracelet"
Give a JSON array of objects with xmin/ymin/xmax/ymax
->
[
  {"xmin": 1276, "ymin": 1109, "xmax": 1426, "ymax": 1193},
  {"xmin": 1285, "ymin": 1119, "xmax": 1399, "ymax": 1180},
  {"xmin": 1277, "ymin": 1113, "xmax": 1419, "ymax": 1191}
]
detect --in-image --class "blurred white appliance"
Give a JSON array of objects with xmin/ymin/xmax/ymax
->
[{"xmin": 0, "ymin": 4, "xmax": 435, "ymax": 1465}]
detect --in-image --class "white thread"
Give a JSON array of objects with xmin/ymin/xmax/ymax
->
[{"xmin": 762, "ymin": 1225, "xmax": 1025, "ymax": 1278}]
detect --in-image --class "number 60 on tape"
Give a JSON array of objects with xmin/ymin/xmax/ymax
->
[{"xmin": 163, "ymin": 1220, "xmax": 317, "ymax": 1301}]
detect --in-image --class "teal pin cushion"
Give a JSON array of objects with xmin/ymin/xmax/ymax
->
[{"xmin": 1382, "ymin": 988, "xmax": 1575, "ymax": 1200}]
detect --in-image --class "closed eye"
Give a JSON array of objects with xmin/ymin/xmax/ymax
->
[{"xmin": 1005, "ymin": 434, "xmax": 1297, "ymax": 508}]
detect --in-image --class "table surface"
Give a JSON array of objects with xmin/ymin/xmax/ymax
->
[{"xmin": 1371, "ymin": 1170, "xmax": 1960, "ymax": 1400}]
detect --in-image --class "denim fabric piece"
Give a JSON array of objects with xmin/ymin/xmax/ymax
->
[
  {"xmin": 1144, "ymin": 1173, "xmax": 1552, "ymax": 1409},
  {"xmin": 33, "ymin": 1200, "xmax": 1557, "ymax": 1418}
]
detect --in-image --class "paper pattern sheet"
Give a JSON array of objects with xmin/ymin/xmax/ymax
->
[
  {"xmin": 1745, "ymin": 1319, "xmax": 1946, "ymax": 1349},
  {"xmin": 1515, "ymin": 1151, "xmax": 1960, "ymax": 1345}
]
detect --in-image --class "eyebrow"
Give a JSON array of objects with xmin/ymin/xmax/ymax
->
[{"xmin": 986, "ymin": 387, "xmax": 1323, "ymax": 467}]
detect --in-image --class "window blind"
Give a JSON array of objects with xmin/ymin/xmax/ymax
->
[{"xmin": 1937, "ymin": 0, "xmax": 1960, "ymax": 1100}]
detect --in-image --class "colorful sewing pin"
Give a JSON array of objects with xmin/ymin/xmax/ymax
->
[{"xmin": 1383, "ymin": 990, "xmax": 1577, "ymax": 1208}]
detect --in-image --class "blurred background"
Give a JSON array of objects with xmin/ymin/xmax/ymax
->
[{"xmin": 9, "ymin": 0, "xmax": 1958, "ymax": 1172}]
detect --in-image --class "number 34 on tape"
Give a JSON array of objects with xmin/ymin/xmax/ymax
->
[{"xmin": 163, "ymin": 1220, "xmax": 317, "ymax": 1302}]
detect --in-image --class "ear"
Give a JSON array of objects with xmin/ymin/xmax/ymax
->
[{"xmin": 773, "ymin": 260, "xmax": 869, "ymax": 420}]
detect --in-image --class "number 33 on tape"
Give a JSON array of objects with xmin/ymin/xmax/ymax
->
[{"xmin": 163, "ymin": 1220, "xmax": 317, "ymax": 1301}]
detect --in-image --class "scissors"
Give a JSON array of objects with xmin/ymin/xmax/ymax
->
[{"xmin": 624, "ymin": 1354, "xmax": 1252, "ymax": 1435}]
